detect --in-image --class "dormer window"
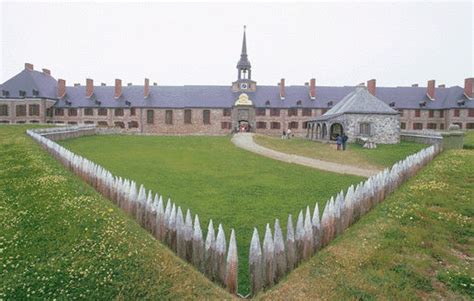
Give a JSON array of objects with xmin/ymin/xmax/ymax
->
[
  {"xmin": 389, "ymin": 102, "xmax": 395, "ymax": 107},
  {"xmin": 327, "ymin": 101, "xmax": 333, "ymax": 107},
  {"xmin": 457, "ymin": 100, "xmax": 465, "ymax": 106},
  {"xmin": 265, "ymin": 100, "xmax": 271, "ymax": 106},
  {"xmin": 32, "ymin": 89, "xmax": 39, "ymax": 97},
  {"xmin": 296, "ymin": 100, "xmax": 302, "ymax": 107},
  {"xmin": 19, "ymin": 90, "xmax": 26, "ymax": 97},
  {"xmin": 2, "ymin": 90, "xmax": 9, "ymax": 97},
  {"xmin": 419, "ymin": 101, "xmax": 426, "ymax": 107},
  {"xmin": 125, "ymin": 101, "xmax": 131, "ymax": 106}
]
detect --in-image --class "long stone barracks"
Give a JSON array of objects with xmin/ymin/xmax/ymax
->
[{"xmin": 1, "ymin": 28, "xmax": 473, "ymax": 141}]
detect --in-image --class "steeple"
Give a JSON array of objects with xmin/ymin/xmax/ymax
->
[{"xmin": 232, "ymin": 25, "xmax": 256, "ymax": 92}]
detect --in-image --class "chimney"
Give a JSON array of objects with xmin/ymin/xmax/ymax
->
[
  {"xmin": 86, "ymin": 78, "xmax": 94, "ymax": 98},
  {"xmin": 42, "ymin": 68, "xmax": 51, "ymax": 76},
  {"xmin": 114, "ymin": 79, "xmax": 122, "ymax": 99},
  {"xmin": 279, "ymin": 78, "xmax": 285, "ymax": 100},
  {"xmin": 367, "ymin": 79, "xmax": 376, "ymax": 96},
  {"xmin": 309, "ymin": 78, "xmax": 316, "ymax": 99},
  {"xmin": 144, "ymin": 78, "xmax": 150, "ymax": 98},
  {"xmin": 412, "ymin": 83, "xmax": 419, "ymax": 87},
  {"xmin": 57, "ymin": 79, "xmax": 66, "ymax": 98},
  {"xmin": 24, "ymin": 63, "xmax": 34, "ymax": 70},
  {"xmin": 464, "ymin": 78, "xmax": 474, "ymax": 99},
  {"xmin": 427, "ymin": 80, "xmax": 435, "ymax": 100}
]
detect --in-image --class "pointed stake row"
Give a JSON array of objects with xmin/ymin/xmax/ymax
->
[
  {"xmin": 27, "ymin": 126, "xmax": 239, "ymax": 295},
  {"xmin": 248, "ymin": 142, "xmax": 440, "ymax": 296}
]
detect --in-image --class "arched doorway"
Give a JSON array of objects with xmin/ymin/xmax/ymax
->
[
  {"xmin": 322, "ymin": 123, "xmax": 328, "ymax": 139},
  {"xmin": 330, "ymin": 123, "xmax": 343, "ymax": 140},
  {"xmin": 316, "ymin": 123, "xmax": 321, "ymax": 139},
  {"xmin": 238, "ymin": 120, "xmax": 251, "ymax": 132}
]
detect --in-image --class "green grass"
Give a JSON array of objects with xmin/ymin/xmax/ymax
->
[
  {"xmin": 59, "ymin": 134, "xmax": 364, "ymax": 295},
  {"xmin": 259, "ymin": 148, "xmax": 474, "ymax": 300},
  {"xmin": 254, "ymin": 135, "xmax": 426, "ymax": 170},
  {"xmin": 464, "ymin": 131, "xmax": 474, "ymax": 149},
  {"xmin": 0, "ymin": 125, "xmax": 230, "ymax": 300}
]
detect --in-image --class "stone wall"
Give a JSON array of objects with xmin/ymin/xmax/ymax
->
[
  {"xmin": 0, "ymin": 98, "xmax": 55, "ymax": 124},
  {"xmin": 343, "ymin": 114, "xmax": 400, "ymax": 144}
]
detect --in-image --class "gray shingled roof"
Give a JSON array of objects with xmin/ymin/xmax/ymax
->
[
  {"xmin": 1, "ymin": 68, "xmax": 472, "ymax": 110},
  {"xmin": 313, "ymin": 86, "xmax": 399, "ymax": 121}
]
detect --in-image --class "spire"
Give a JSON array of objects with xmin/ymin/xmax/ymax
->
[{"xmin": 237, "ymin": 25, "xmax": 251, "ymax": 70}]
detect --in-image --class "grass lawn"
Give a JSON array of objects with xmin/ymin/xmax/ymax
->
[
  {"xmin": 254, "ymin": 135, "xmax": 426, "ymax": 170},
  {"xmin": 259, "ymin": 148, "xmax": 474, "ymax": 300},
  {"xmin": 464, "ymin": 131, "xmax": 474, "ymax": 148},
  {"xmin": 59, "ymin": 134, "xmax": 364, "ymax": 295},
  {"xmin": 0, "ymin": 125, "xmax": 230, "ymax": 300}
]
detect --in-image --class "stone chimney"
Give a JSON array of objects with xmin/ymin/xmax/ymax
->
[
  {"xmin": 42, "ymin": 68, "xmax": 51, "ymax": 76},
  {"xmin": 57, "ymin": 79, "xmax": 66, "ymax": 98},
  {"xmin": 279, "ymin": 78, "xmax": 285, "ymax": 100},
  {"xmin": 426, "ymin": 80, "xmax": 435, "ymax": 100},
  {"xmin": 114, "ymin": 79, "xmax": 122, "ymax": 99},
  {"xmin": 86, "ymin": 78, "xmax": 94, "ymax": 98},
  {"xmin": 309, "ymin": 78, "xmax": 316, "ymax": 99},
  {"xmin": 367, "ymin": 79, "xmax": 376, "ymax": 96},
  {"xmin": 464, "ymin": 78, "xmax": 474, "ymax": 99},
  {"xmin": 144, "ymin": 78, "xmax": 150, "ymax": 98}
]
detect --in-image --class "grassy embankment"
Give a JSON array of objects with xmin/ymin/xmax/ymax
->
[
  {"xmin": 60, "ymin": 134, "xmax": 363, "ymax": 295},
  {"xmin": 254, "ymin": 135, "xmax": 426, "ymax": 170},
  {"xmin": 260, "ymin": 148, "xmax": 473, "ymax": 300},
  {"xmin": 0, "ymin": 125, "xmax": 231, "ymax": 300}
]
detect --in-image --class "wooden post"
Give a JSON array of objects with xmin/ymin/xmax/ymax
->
[
  {"xmin": 303, "ymin": 207, "xmax": 314, "ymax": 260},
  {"xmin": 273, "ymin": 219, "xmax": 286, "ymax": 282},
  {"xmin": 192, "ymin": 215, "xmax": 205, "ymax": 272},
  {"xmin": 176, "ymin": 207, "xmax": 186, "ymax": 259},
  {"xmin": 204, "ymin": 220, "xmax": 215, "ymax": 280},
  {"xmin": 286, "ymin": 214, "xmax": 296, "ymax": 272},
  {"xmin": 295, "ymin": 210, "xmax": 304, "ymax": 264},
  {"xmin": 215, "ymin": 224, "xmax": 227, "ymax": 286},
  {"xmin": 263, "ymin": 224, "xmax": 275, "ymax": 288},
  {"xmin": 249, "ymin": 227, "xmax": 263, "ymax": 296},
  {"xmin": 184, "ymin": 209, "xmax": 193, "ymax": 262},
  {"xmin": 225, "ymin": 229, "xmax": 238, "ymax": 294}
]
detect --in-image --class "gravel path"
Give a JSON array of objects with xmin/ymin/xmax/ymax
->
[{"xmin": 231, "ymin": 133, "xmax": 379, "ymax": 177}]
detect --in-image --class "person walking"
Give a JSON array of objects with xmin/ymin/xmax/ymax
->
[
  {"xmin": 282, "ymin": 130, "xmax": 286, "ymax": 139},
  {"xmin": 342, "ymin": 133, "xmax": 348, "ymax": 151},
  {"xmin": 287, "ymin": 128, "xmax": 292, "ymax": 140},
  {"xmin": 336, "ymin": 134, "xmax": 342, "ymax": 151}
]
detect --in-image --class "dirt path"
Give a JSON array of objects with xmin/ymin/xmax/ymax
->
[{"xmin": 231, "ymin": 133, "xmax": 378, "ymax": 177}]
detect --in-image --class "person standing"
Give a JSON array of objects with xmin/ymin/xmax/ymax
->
[
  {"xmin": 342, "ymin": 133, "xmax": 348, "ymax": 151},
  {"xmin": 336, "ymin": 134, "xmax": 342, "ymax": 151},
  {"xmin": 287, "ymin": 128, "xmax": 292, "ymax": 139}
]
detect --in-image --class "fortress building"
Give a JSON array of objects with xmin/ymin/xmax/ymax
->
[{"xmin": 1, "ymin": 27, "xmax": 473, "ymax": 140}]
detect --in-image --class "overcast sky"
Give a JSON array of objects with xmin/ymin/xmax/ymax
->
[{"xmin": 1, "ymin": 1, "xmax": 473, "ymax": 88}]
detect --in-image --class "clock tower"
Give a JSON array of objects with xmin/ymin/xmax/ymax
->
[{"xmin": 232, "ymin": 26, "xmax": 257, "ymax": 92}]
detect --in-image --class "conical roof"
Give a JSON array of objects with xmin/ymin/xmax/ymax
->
[
  {"xmin": 315, "ymin": 86, "xmax": 398, "ymax": 120},
  {"xmin": 236, "ymin": 26, "xmax": 251, "ymax": 69}
]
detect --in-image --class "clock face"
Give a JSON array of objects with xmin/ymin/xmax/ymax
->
[{"xmin": 240, "ymin": 83, "xmax": 248, "ymax": 89}]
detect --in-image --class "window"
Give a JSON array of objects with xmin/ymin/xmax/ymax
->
[
  {"xmin": 19, "ymin": 90, "xmax": 26, "ymax": 97},
  {"xmin": 359, "ymin": 123, "xmax": 372, "ymax": 136},
  {"xmin": 115, "ymin": 108, "xmax": 124, "ymax": 116},
  {"xmin": 130, "ymin": 108, "xmax": 136, "ymax": 116},
  {"xmin": 84, "ymin": 121, "xmax": 94, "ymax": 124},
  {"xmin": 29, "ymin": 120, "xmax": 39, "ymax": 123},
  {"xmin": 16, "ymin": 121, "xmax": 26, "ymax": 124},
  {"xmin": 0, "ymin": 120, "xmax": 10, "ymax": 124},
  {"xmin": 302, "ymin": 121, "xmax": 308, "ymax": 129},
  {"xmin": 413, "ymin": 123, "xmax": 423, "ymax": 130},
  {"xmin": 256, "ymin": 122, "xmax": 267, "ymax": 129},
  {"xmin": 203, "ymin": 110, "xmax": 210, "ymax": 124},
  {"xmin": 270, "ymin": 108, "xmax": 280, "ymax": 116},
  {"xmin": 165, "ymin": 110, "xmax": 173, "ymax": 125},
  {"xmin": 288, "ymin": 108, "xmax": 298, "ymax": 117},
  {"xmin": 439, "ymin": 110, "xmax": 444, "ymax": 118},
  {"xmin": 289, "ymin": 121, "xmax": 298, "ymax": 129},
  {"xmin": 16, "ymin": 105, "xmax": 26, "ymax": 116},
  {"xmin": 302, "ymin": 108, "xmax": 312, "ymax": 117},
  {"xmin": 97, "ymin": 121, "xmax": 108, "ymax": 127},
  {"xmin": 415, "ymin": 109, "xmax": 421, "ymax": 117},
  {"xmin": 28, "ymin": 104, "xmax": 40, "ymax": 116},
  {"xmin": 54, "ymin": 108, "xmax": 64, "ymax": 116},
  {"xmin": 270, "ymin": 122, "xmax": 281, "ymax": 129},
  {"xmin": 221, "ymin": 122, "xmax": 232, "ymax": 129},
  {"xmin": 429, "ymin": 110, "xmax": 434, "ymax": 118},
  {"xmin": 399, "ymin": 109, "xmax": 404, "ymax": 117},
  {"xmin": 469, "ymin": 109, "xmax": 474, "ymax": 117},
  {"xmin": 454, "ymin": 109, "xmax": 460, "ymax": 117},
  {"xmin": 256, "ymin": 108, "xmax": 266, "ymax": 116},
  {"xmin": 440, "ymin": 123, "xmax": 445, "ymax": 130},
  {"xmin": 98, "ymin": 108, "xmax": 108, "ymax": 116},
  {"xmin": 68, "ymin": 108, "xmax": 77, "ymax": 116},
  {"xmin": 0, "ymin": 104, "xmax": 8, "ymax": 116},
  {"xmin": 427, "ymin": 123, "xmax": 437, "ymax": 130},
  {"xmin": 466, "ymin": 123, "xmax": 474, "ymax": 129},
  {"xmin": 400, "ymin": 122, "xmax": 406, "ymax": 130},
  {"xmin": 184, "ymin": 109, "xmax": 192, "ymax": 124},
  {"xmin": 223, "ymin": 108, "xmax": 231, "ymax": 117},
  {"xmin": 453, "ymin": 122, "xmax": 462, "ymax": 129},
  {"xmin": 114, "ymin": 121, "xmax": 125, "ymax": 128},
  {"xmin": 128, "ymin": 121, "xmax": 139, "ymax": 128},
  {"xmin": 146, "ymin": 110, "xmax": 154, "ymax": 124},
  {"xmin": 67, "ymin": 121, "xmax": 78, "ymax": 125},
  {"xmin": 46, "ymin": 108, "xmax": 53, "ymax": 117},
  {"xmin": 54, "ymin": 121, "xmax": 64, "ymax": 124},
  {"xmin": 84, "ymin": 108, "xmax": 93, "ymax": 116}
]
